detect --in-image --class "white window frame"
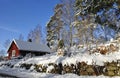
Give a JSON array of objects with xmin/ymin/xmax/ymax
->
[{"xmin": 12, "ymin": 50, "xmax": 16, "ymax": 57}]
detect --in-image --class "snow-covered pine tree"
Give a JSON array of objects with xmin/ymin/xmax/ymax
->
[
  {"xmin": 75, "ymin": 0, "xmax": 120, "ymax": 42},
  {"xmin": 46, "ymin": 4, "xmax": 64, "ymax": 51},
  {"xmin": 47, "ymin": 0, "xmax": 76, "ymax": 52}
]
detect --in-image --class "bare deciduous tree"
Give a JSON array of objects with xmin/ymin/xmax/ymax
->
[
  {"xmin": 61, "ymin": 0, "xmax": 76, "ymax": 47},
  {"xmin": 27, "ymin": 25, "xmax": 42, "ymax": 43},
  {"xmin": 18, "ymin": 34, "xmax": 24, "ymax": 41},
  {"xmin": 4, "ymin": 39, "xmax": 10, "ymax": 49}
]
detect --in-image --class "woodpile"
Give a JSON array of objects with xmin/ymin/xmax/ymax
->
[
  {"xmin": 89, "ymin": 43, "xmax": 119, "ymax": 55},
  {"xmin": 77, "ymin": 62, "xmax": 96, "ymax": 76},
  {"xmin": 63, "ymin": 64, "xmax": 76, "ymax": 74},
  {"xmin": 17, "ymin": 60, "xmax": 120, "ymax": 76},
  {"xmin": 47, "ymin": 63, "xmax": 61, "ymax": 74},
  {"xmin": 109, "ymin": 44, "xmax": 118, "ymax": 52},
  {"xmin": 104, "ymin": 61, "xmax": 118, "ymax": 76},
  {"xmin": 97, "ymin": 45, "xmax": 109, "ymax": 55},
  {"xmin": 34, "ymin": 64, "xmax": 43, "ymax": 72},
  {"xmin": 117, "ymin": 60, "xmax": 120, "ymax": 76}
]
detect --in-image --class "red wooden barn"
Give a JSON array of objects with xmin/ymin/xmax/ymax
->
[{"xmin": 7, "ymin": 39, "xmax": 52, "ymax": 59}]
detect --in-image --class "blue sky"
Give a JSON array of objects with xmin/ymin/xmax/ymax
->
[{"xmin": 0, "ymin": 0, "xmax": 59, "ymax": 50}]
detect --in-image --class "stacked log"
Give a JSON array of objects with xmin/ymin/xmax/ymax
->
[
  {"xmin": 18, "ymin": 60, "xmax": 120, "ymax": 76},
  {"xmin": 104, "ymin": 61, "xmax": 118, "ymax": 76},
  {"xmin": 45, "ymin": 63, "xmax": 64, "ymax": 74},
  {"xmin": 97, "ymin": 46, "xmax": 108, "ymax": 55},
  {"xmin": 89, "ymin": 43, "xmax": 119, "ymax": 55},
  {"xmin": 109, "ymin": 44, "xmax": 119, "ymax": 52},
  {"xmin": 63, "ymin": 64, "xmax": 76, "ymax": 74},
  {"xmin": 117, "ymin": 60, "xmax": 120, "ymax": 76},
  {"xmin": 79, "ymin": 62, "xmax": 96, "ymax": 76},
  {"xmin": 34, "ymin": 64, "xmax": 43, "ymax": 72}
]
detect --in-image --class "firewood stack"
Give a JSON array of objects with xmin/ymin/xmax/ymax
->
[
  {"xmin": 109, "ymin": 44, "xmax": 119, "ymax": 52},
  {"xmin": 90, "ymin": 42, "xmax": 119, "ymax": 55},
  {"xmin": 104, "ymin": 61, "xmax": 120, "ymax": 76},
  {"xmin": 97, "ymin": 46, "xmax": 108, "ymax": 55}
]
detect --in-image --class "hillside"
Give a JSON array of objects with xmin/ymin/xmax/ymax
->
[{"xmin": 0, "ymin": 38, "xmax": 120, "ymax": 77}]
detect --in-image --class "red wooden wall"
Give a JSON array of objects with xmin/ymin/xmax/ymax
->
[{"xmin": 8, "ymin": 41, "xmax": 20, "ymax": 59}]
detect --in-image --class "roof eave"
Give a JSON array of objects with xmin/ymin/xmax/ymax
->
[{"xmin": 19, "ymin": 49, "xmax": 51, "ymax": 53}]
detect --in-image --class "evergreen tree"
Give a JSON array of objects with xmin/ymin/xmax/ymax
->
[
  {"xmin": 46, "ymin": 4, "xmax": 64, "ymax": 49},
  {"xmin": 75, "ymin": 0, "xmax": 120, "ymax": 41},
  {"xmin": 47, "ymin": 0, "xmax": 76, "ymax": 50}
]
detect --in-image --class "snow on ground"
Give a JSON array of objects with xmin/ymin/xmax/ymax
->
[
  {"xmin": 0, "ymin": 66, "xmax": 120, "ymax": 78},
  {"xmin": 52, "ymin": 74, "xmax": 120, "ymax": 78},
  {"xmin": 16, "ymin": 53, "xmax": 66, "ymax": 65},
  {"xmin": 13, "ymin": 48, "xmax": 120, "ymax": 66},
  {"xmin": 62, "ymin": 51, "xmax": 120, "ymax": 66},
  {"xmin": 0, "ymin": 66, "xmax": 55, "ymax": 78},
  {"xmin": 46, "ymin": 65, "xmax": 54, "ymax": 73}
]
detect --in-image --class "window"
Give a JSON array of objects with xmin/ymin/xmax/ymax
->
[{"xmin": 12, "ymin": 50, "xmax": 16, "ymax": 57}]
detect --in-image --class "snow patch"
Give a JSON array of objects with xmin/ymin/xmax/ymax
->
[{"xmin": 46, "ymin": 65, "xmax": 54, "ymax": 73}]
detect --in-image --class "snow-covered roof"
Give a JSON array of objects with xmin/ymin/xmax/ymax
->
[{"xmin": 8, "ymin": 39, "xmax": 52, "ymax": 53}]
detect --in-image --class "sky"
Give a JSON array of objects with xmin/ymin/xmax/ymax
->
[{"xmin": 0, "ymin": 0, "xmax": 59, "ymax": 50}]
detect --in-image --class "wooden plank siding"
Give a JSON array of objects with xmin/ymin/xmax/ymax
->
[{"xmin": 8, "ymin": 41, "xmax": 20, "ymax": 59}]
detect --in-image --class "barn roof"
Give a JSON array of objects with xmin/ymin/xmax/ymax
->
[{"xmin": 7, "ymin": 39, "xmax": 52, "ymax": 53}]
